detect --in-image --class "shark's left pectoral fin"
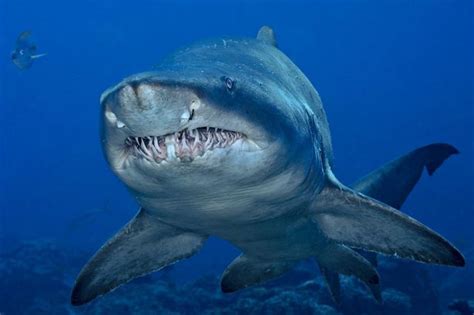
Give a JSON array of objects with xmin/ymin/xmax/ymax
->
[
  {"xmin": 220, "ymin": 254, "xmax": 295, "ymax": 293},
  {"xmin": 313, "ymin": 179, "xmax": 465, "ymax": 267},
  {"xmin": 71, "ymin": 209, "xmax": 207, "ymax": 305}
]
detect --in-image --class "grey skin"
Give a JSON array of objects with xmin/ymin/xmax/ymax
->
[
  {"xmin": 71, "ymin": 26, "xmax": 465, "ymax": 306},
  {"xmin": 11, "ymin": 31, "xmax": 46, "ymax": 70}
]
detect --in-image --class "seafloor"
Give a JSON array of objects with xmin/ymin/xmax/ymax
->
[{"xmin": 0, "ymin": 239, "xmax": 472, "ymax": 315}]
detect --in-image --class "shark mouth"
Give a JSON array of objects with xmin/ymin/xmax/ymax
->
[{"xmin": 125, "ymin": 127, "xmax": 246, "ymax": 163}]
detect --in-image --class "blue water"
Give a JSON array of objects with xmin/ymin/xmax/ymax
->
[{"xmin": 0, "ymin": 0, "xmax": 472, "ymax": 314}]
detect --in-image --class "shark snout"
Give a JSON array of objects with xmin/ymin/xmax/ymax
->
[
  {"xmin": 105, "ymin": 81, "xmax": 159, "ymax": 113},
  {"xmin": 102, "ymin": 82, "xmax": 143, "ymax": 130},
  {"xmin": 101, "ymin": 78, "xmax": 203, "ymax": 137}
]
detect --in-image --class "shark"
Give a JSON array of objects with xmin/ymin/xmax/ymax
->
[{"xmin": 71, "ymin": 26, "xmax": 465, "ymax": 305}]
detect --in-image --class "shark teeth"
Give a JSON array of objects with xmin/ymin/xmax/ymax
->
[
  {"xmin": 165, "ymin": 135, "xmax": 176, "ymax": 160},
  {"xmin": 125, "ymin": 127, "xmax": 245, "ymax": 164}
]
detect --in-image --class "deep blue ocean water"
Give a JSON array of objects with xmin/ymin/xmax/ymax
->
[{"xmin": 0, "ymin": 0, "xmax": 472, "ymax": 314}]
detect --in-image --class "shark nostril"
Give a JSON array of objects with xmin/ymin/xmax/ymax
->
[
  {"xmin": 190, "ymin": 99, "xmax": 201, "ymax": 111},
  {"xmin": 128, "ymin": 81, "xmax": 140, "ymax": 97}
]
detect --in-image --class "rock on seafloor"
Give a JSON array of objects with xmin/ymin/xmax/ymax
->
[{"xmin": 0, "ymin": 240, "xmax": 471, "ymax": 315}]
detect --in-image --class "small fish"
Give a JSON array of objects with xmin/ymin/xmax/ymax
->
[{"xmin": 11, "ymin": 31, "xmax": 46, "ymax": 69}]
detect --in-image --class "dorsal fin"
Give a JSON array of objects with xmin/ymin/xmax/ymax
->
[{"xmin": 257, "ymin": 26, "xmax": 277, "ymax": 47}]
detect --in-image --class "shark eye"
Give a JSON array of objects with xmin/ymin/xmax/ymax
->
[{"xmin": 222, "ymin": 76, "xmax": 235, "ymax": 91}]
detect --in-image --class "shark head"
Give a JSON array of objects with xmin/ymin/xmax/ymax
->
[{"xmin": 100, "ymin": 39, "xmax": 324, "ymax": 226}]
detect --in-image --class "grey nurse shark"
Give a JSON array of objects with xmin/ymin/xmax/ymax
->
[{"xmin": 71, "ymin": 26, "xmax": 465, "ymax": 305}]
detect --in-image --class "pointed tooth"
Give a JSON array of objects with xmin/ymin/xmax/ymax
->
[
  {"xmin": 167, "ymin": 143, "xmax": 176, "ymax": 159},
  {"xmin": 182, "ymin": 137, "xmax": 190, "ymax": 154},
  {"xmin": 150, "ymin": 145, "xmax": 161, "ymax": 161},
  {"xmin": 205, "ymin": 133, "xmax": 212, "ymax": 148},
  {"xmin": 141, "ymin": 142, "xmax": 153, "ymax": 158},
  {"xmin": 165, "ymin": 135, "xmax": 176, "ymax": 160}
]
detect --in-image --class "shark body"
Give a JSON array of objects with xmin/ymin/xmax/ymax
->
[{"xmin": 71, "ymin": 26, "xmax": 464, "ymax": 305}]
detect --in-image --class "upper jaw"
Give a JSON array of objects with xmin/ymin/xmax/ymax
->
[{"xmin": 125, "ymin": 126, "xmax": 257, "ymax": 165}]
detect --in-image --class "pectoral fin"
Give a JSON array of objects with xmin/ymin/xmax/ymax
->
[
  {"xmin": 313, "ymin": 178, "xmax": 465, "ymax": 267},
  {"xmin": 350, "ymin": 143, "xmax": 458, "ymax": 268},
  {"xmin": 71, "ymin": 208, "xmax": 207, "ymax": 305},
  {"xmin": 220, "ymin": 254, "xmax": 295, "ymax": 293}
]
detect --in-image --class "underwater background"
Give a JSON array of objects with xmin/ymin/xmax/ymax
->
[{"xmin": 0, "ymin": 0, "xmax": 472, "ymax": 314}]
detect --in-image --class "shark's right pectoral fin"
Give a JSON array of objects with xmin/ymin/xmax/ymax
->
[
  {"xmin": 313, "ymin": 180, "xmax": 465, "ymax": 267},
  {"xmin": 71, "ymin": 208, "xmax": 207, "ymax": 305}
]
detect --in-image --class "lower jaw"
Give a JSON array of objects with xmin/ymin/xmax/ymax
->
[
  {"xmin": 137, "ymin": 149, "xmax": 216, "ymax": 164},
  {"xmin": 130, "ymin": 138, "xmax": 262, "ymax": 165}
]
